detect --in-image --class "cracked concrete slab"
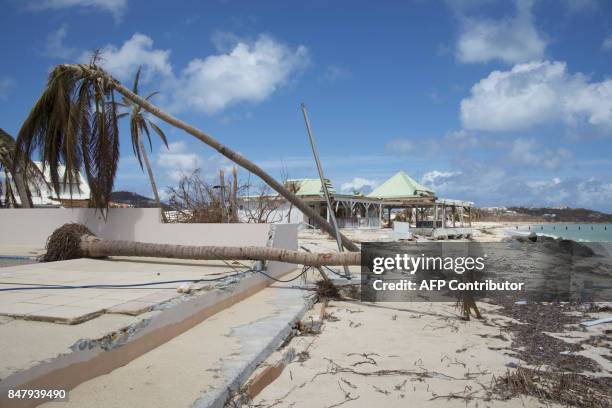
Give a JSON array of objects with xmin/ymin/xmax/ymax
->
[
  {"xmin": 36, "ymin": 276, "xmax": 314, "ymax": 408},
  {"xmin": 0, "ymin": 258, "xmax": 251, "ymax": 323},
  {"xmin": 0, "ymin": 256, "xmax": 298, "ymax": 408}
]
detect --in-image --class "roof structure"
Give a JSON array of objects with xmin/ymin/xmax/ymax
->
[
  {"xmin": 1, "ymin": 161, "xmax": 90, "ymax": 206},
  {"xmin": 287, "ymin": 178, "xmax": 336, "ymax": 196},
  {"xmin": 367, "ymin": 171, "xmax": 434, "ymax": 199}
]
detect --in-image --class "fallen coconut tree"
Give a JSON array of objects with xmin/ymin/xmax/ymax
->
[{"xmin": 42, "ymin": 224, "xmax": 361, "ymax": 267}]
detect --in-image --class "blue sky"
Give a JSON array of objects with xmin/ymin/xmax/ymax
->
[{"xmin": 1, "ymin": 0, "xmax": 612, "ymax": 210}]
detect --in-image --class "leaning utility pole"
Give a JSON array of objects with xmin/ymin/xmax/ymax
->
[{"xmin": 301, "ymin": 103, "xmax": 352, "ymax": 279}]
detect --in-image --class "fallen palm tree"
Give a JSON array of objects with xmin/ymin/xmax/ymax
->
[{"xmin": 42, "ymin": 224, "xmax": 361, "ymax": 267}]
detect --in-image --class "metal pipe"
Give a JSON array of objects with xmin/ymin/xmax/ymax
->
[{"xmin": 301, "ymin": 103, "xmax": 352, "ymax": 278}]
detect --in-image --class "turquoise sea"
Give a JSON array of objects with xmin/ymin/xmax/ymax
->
[{"xmin": 516, "ymin": 223, "xmax": 612, "ymax": 242}]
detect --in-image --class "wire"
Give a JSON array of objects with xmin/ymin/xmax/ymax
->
[
  {"xmin": 322, "ymin": 265, "xmax": 352, "ymax": 279},
  {"xmin": 0, "ymin": 270, "xmax": 252, "ymax": 292},
  {"xmin": 255, "ymin": 266, "xmax": 311, "ymax": 283},
  {"xmin": 0, "ymin": 266, "xmax": 314, "ymax": 291},
  {"xmin": 298, "ymin": 245, "xmax": 352, "ymax": 280}
]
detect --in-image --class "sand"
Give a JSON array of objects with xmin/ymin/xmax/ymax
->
[
  {"xmin": 240, "ymin": 229, "xmax": 611, "ymax": 408},
  {"xmin": 247, "ymin": 301, "xmax": 556, "ymax": 407}
]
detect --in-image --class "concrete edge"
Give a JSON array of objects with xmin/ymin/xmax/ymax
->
[{"xmin": 191, "ymin": 293, "xmax": 317, "ymax": 408}]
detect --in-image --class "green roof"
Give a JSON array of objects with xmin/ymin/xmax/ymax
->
[
  {"xmin": 367, "ymin": 171, "xmax": 434, "ymax": 199},
  {"xmin": 287, "ymin": 178, "xmax": 336, "ymax": 196}
]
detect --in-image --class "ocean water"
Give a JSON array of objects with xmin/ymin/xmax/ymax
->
[{"xmin": 515, "ymin": 223, "xmax": 612, "ymax": 242}]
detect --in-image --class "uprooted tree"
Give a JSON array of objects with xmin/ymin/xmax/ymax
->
[
  {"xmin": 42, "ymin": 223, "xmax": 360, "ymax": 267},
  {"xmin": 14, "ymin": 58, "xmax": 358, "ymax": 251}
]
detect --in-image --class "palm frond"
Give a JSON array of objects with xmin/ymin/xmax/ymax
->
[
  {"xmin": 1, "ymin": 127, "xmax": 49, "ymax": 202},
  {"xmin": 132, "ymin": 66, "xmax": 141, "ymax": 94},
  {"xmin": 148, "ymin": 121, "xmax": 168, "ymax": 148},
  {"xmin": 14, "ymin": 64, "xmax": 120, "ymax": 209},
  {"xmin": 145, "ymin": 91, "xmax": 160, "ymax": 101},
  {"xmin": 130, "ymin": 114, "xmax": 144, "ymax": 169},
  {"xmin": 118, "ymin": 68, "xmax": 168, "ymax": 169},
  {"xmin": 141, "ymin": 120, "xmax": 152, "ymax": 151}
]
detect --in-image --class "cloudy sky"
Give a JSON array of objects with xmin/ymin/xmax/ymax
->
[{"xmin": 1, "ymin": 0, "xmax": 612, "ymax": 210}]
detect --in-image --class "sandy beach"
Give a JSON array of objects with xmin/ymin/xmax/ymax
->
[{"xmin": 234, "ymin": 228, "xmax": 612, "ymax": 408}]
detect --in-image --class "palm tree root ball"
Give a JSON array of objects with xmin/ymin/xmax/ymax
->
[{"xmin": 42, "ymin": 223, "xmax": 95, "ymax": 262}]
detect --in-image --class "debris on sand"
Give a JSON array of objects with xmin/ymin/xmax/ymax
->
[
  {"xmin": 495, "ymin": 300, "xmax": 602, "ymax": 372},
  {"xmin": 315, "ymin": 279, "xmax": 341, "ymax": 299},
  {"xmin": 494, "ymin": 366, "xmax": 612, "ymax": 408}
]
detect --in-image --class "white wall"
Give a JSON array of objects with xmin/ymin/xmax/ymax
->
[{"xmin": 0, "ymin": 208, "xmax": 293, "ymax": 248}]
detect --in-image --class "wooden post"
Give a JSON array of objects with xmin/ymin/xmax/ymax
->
[
  {"xmin": 219, "ymin": 169, "xmax": 226, "ymax": 223},
  {"xmin": 434, "ymin": 204, "xmax": 438, "ymax": 229},
  {"xmin": 442, "ymin": 205, "xmax": 446, "ymax": 228},
  {"xmin": 231, "ymin": 167, "xmax": 238, "ymax": 222}
]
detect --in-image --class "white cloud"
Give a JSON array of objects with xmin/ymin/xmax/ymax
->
[
  {"xmin": 157, "ymin": 141, "xmax": 203, "ymax": 182},
  {"xmin": 421, "ymin": 170, "xmax": 461, "ymax": 191},
  {"xmin": 340, "ymin": 177, "xmax": 379, "ymax": 194},
  {"xmin": 456, "ymin": 0, "xmax": 547, "ymax": 64},
  {"xmin": 575, "ymin": 178, "xmax": 612, "ymax": 207},
  {"xmin": 602, "ymin": 34, "xmax": 612, "ymax": 51},
  {"xmin": 87, "ymin": 33, "xmax": 172, "ymax": 83},
  {"xmin": 508, "ymin": 138, "xmax": 571, "ymax": 170},
  {"xmin": 0, "ymin": 77, "xmax": 15, "ymax": 101},
  {"xmin": 84, "ymin": 33, "xmax": 308, "ymax": 115},
  {"xmin": 461, "ymin": 60, "xmax": 612, "ymax": 131},
  {"xmin": 30, "ymin": 0, "xmax": 127, "ymax": 21},
  {"xmin": 44, "ymin": 25, "xmax": 77, "ymax": 59},
  {"xmin": 156, "ymin": 141, "xmax": 231, "ymax": 183},
  {"xmin": 172, "ymin": 35, "xmax": 309, "ymax": 114},
  {"xmin": 523, "ymin": 177, "xmax": 612, "ymax": 208}
]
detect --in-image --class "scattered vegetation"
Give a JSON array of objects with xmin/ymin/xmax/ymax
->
[{"xmin": 494, "ymin": 366, "xmax": 612, "ymax": 408}]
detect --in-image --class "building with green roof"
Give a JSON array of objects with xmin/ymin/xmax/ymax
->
[
  {"xmin": 286, "ymin": 178, "xmax": 336, "ymax": 197},
  {"xmin": 238, "ymin": 171, "xmax": 473, "ymax": 237},
  {"xmin": 368, "ymin": 171, "xmax": 435, "ymax": 200}
]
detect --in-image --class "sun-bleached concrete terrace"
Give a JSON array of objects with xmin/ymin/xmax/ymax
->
[
  {"xmin": 35, "ymin": 274, "xmax": 315, "ymax": 408},
  {"xmin": 0, "ymin": 258, "xmax": 301, "ymax": 408},
  {"xmin": 0, "ymin": 258, "xmax": 252, "ymax": 323}
]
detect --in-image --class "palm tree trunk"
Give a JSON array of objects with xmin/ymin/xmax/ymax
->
[
  {"xmin": 79, "ymin": 234, "xmax": 360, "ymax": 266},
  {"xmin": 12, "ymin": 169, "xmax": 33, "ymax": 208},
  {"xmin": 2, "ymin": 154, "xmax": 33, "ymax": 208},
  {"xmin": 65, "ymin": 66, "xmax": 359, "ymax": 252},
  {"xmin": 136, "ymin": 128, "xmax": 166, "ymax": 222}
]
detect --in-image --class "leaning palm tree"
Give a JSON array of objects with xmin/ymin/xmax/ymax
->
[
  {"xmin": 14, "ymin": 58, "xmax": 358, "ymax": 251},
  {"xmin": 116, "ymin": 67, "xmax": 168, "ymax": 219},
  {"xmin": 0, "ymin": 128, "xmax": 47, "ymax": 208}
]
